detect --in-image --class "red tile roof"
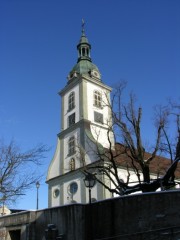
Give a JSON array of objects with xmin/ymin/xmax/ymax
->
[{"xmin": 114, "ymin": 143, "xmax": 180, "ymax": 178}]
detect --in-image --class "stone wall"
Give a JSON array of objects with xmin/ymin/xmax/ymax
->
[
  {"xmin": 90, "ymin": 191, "xmax": 180, "ymax": 240},
  {"xmin": 0, "ymin": 191, "xmax": 180, "ymax": 240}
]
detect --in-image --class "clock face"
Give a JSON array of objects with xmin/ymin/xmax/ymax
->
[{"xmin": 68, "ymin": 182, "xmax": 78, "ymax": 195}]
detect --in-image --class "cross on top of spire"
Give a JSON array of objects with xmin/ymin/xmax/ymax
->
[{"xmin": 82, "ymin": 19, "xmax": 85, "ymax": 35}]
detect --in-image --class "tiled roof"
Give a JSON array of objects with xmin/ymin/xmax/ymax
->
[{"xmin": 114, "ymin": 143, "xmax": 180, "ymax": 179}]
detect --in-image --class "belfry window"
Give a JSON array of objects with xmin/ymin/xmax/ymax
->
[
  {"xmin": 94, "ymin": 90, "xmax": 102, "ymax": 108},
  {"xmin": 82, "ymin": 48, "xmax": 85, "ymax": 56},
  {"xmin": 68, "ymin": 136, "xmax": 75, "ymax": 156},
  {"xmin": 68, "ymin": 92, "xmax": 75, "ymax": 111}
]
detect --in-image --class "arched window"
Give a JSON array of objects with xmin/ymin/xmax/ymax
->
[
  {"xmin": 70, "ymin": 158, "xmax": 75, "ymax": 171},
  {"xmin": 82, "ymin": 48, "xmax": 85, "ymax": 56},
  {"xmin": 68, "ymin": 136, "xmax": 75, "ymax": 155},
  {"xmin": 94, "ymin": 90, "xmax": 102, "ymax": 108},
  {"xmin": 68, "ymin": 92, "xmax": 75, "ymax": 111}
]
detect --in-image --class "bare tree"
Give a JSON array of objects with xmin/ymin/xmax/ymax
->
[
  {"xmin": 0, "ymin": 140, "xmax": 48, "ymax": 205},
  {"xmin": 86, "ymin": 84, "xmax": 180, "ymax": 196}
]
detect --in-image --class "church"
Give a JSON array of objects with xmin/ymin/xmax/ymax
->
[
  {"xmin": 46, "ymin": 23, "xmax": 179, "ymax": 208},
  {"xmin": 46, "ymin": 24, "xmax": 114, "ymax": 207}
]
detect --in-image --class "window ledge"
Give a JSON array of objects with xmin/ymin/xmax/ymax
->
[
  {"xmin": 67, "ymin": 152, "xmax": 76, "ymax": 157},
  {"xmin": 93, "ymin": 104, "xmax": 103, "ymax": 109},
  {"xmin": 67, "ymin": 106, "xmax": 75, "ymax": 113}
]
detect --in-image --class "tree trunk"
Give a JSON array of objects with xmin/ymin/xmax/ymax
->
[{"xmin": 142, "ymin": 165, "xmax": 150, "ymax": 184}]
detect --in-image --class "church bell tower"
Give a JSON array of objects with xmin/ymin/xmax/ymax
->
[{"xmin": 47, "ymin": 23, "xmax": 113, "ymax": 207}]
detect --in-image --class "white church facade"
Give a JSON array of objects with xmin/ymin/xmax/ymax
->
[
  {"xmin": 46, "ymin": 25, "xmax": 114, "ymax": 207},
  {"xmin": 46, "ymin": 24, "xmax": 177, "ymax": 208}
]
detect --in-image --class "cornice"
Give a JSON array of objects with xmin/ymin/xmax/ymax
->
[
  {"xmin": 59, "ymin": 75, "xmax": 112, "ymax": 96},
  {"xmin": 57, "ymin": 119, "xmax": 91, "ymax": 139}
]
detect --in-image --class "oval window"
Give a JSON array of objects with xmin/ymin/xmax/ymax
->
[
  {"xmin": 53, "ymin": 189, "xmax": 60, "ymax": 198},
  {"xmin": 68, "ymin": 182, "xmax": 78, "ymax": 195}
]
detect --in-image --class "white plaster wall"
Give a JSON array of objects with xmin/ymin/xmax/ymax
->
[
  {"xmin": 47, "ymin": 139, "xmax": 61, "ymax": 180},
  {"xmin": 90, "ymin": 125, "xmax": 114, "ymax": 148},
  {"xmin": 63, "ymin": 178, "xmax": 82, "ymax": 204},
  {"xmin": 86, "ymin": 82, "xmax": 114, "ymax": 148},
  {"xmin": 63, "ymin": 85, "xmax": 80, "ymax": 130},
  {"xmin": 86, "ymin": 82, "xmax": 110, "ymax": 123},
  {"xmin": 51, "ymin": 185, "xmax": 61, "ymax": 207},
  {"xmin": 112, "ymin": 168, "xmax": 162, "ymax": 197},
  {"xmin": 84, "ymin": 135, "xmax": 96, "ymax": 164},
  {"xmin": 63, "ymin": 178, "xmax": 99, "ymax": 205}
]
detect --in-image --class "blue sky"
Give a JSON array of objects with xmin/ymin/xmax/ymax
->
[{"xmin": 0, "ymin": 0, "xmax": 179, "ymax": 210}]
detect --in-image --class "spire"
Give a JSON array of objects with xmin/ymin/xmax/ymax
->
[
  {"xmin": 77, "ymin": 19, "xmax": 91, "ymax": 62},
  {"xmin": 68, "ymin": 21, "xmax": 101, "ymax": 81}
]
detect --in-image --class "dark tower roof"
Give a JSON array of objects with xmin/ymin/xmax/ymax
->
[{"xmin": 68, "ymin": 21, "xmax": 101, "ymax": 81}]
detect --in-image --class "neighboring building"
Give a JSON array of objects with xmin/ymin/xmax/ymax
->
[
  {"xmin": 0, "ymin": 205, "xmax": 11, "ymax": 216},
  {"xmin": 46, "ymin": 25, "xmax": 114, "ymax": 207},
  {"xmin": 111, "ymin": 143, "xmax": 180, "ymax": 197}
]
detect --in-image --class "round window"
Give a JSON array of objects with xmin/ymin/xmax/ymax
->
[
  {"xmin": 68, "ymin": 182, "xmax": 78, "ymax": 195},
  {"xmin": 53, "ymin": 189, "xmax": 60, "ymax": 198}
]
